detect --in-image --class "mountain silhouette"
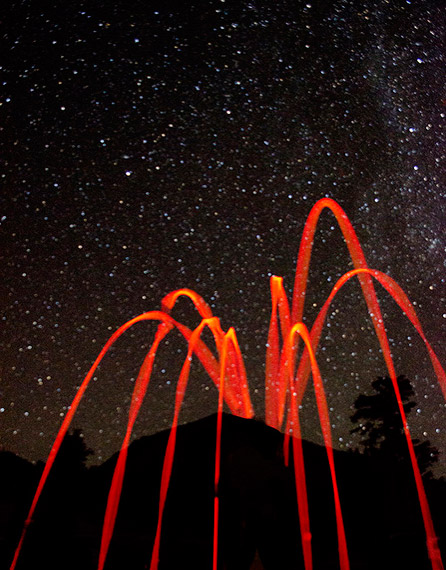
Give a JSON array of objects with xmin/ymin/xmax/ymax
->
[{"xmin": 2, "ymin": 413, "xmax": 445, "ymax": 569}]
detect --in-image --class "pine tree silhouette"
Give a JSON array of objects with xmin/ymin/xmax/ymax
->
[{"xmin": 350, "ymin": 375, "xmax": 439, "ymax": 478}]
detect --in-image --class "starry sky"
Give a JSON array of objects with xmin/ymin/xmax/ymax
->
[{"xmin": 1, "ymin": 0, "xmax": 445, "ymax": 473}]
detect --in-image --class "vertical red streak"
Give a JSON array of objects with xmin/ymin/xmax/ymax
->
[
  {"xmin": 213, "ymin": 495, "xmax": 220, "ymax": 570},
  {"xmin": 213, "ymin": 333, "xmax": 226, "ymax": 570},
  {"xmin": 97, "ymin": 323, "xmax": 171, "ymax": 570},
  {"xmin": 149, "ymin": 318, "xmax": 220, "ymax": 570},
  {"xmin": 265, "ymin": 278, "xmax": 281, "ymax": 428},
  {"xmin": 266, "ymin": 276, "xmax": 292, "ymax": 429},
  {"xmin": 149, "ymin": 320, "xmax": 251, "ymax": 570},
  {"xmin": 285, "ymin": 322, "xmax": 350, "ymax": 570},
  {"xmin": 289, "ymin": 400, "xmax": 312, "ymax": 570}
]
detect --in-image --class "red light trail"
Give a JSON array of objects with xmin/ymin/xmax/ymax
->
[{"xmin": 9, "ymin": 199, "xmax": 445, "ymax": 570}]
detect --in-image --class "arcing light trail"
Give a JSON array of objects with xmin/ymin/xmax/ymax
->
[{"xmin": 9, "ymin": 198, "xmax": 445, "ymax": 570}]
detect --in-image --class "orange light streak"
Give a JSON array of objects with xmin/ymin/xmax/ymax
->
[{"xmin": 9, "ymin": 198, "xmax": 445, "ymax": 570}]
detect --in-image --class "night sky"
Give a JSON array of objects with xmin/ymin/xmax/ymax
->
[{"xmin": 1, "ymin": 0, "xmax": 445, "ymax": 474}]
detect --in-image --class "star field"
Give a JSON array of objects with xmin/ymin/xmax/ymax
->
[{"xmin": 1, "ymin": 0, "xmax": 445, "ymax": 472}]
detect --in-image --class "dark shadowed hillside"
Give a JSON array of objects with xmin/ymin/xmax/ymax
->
[{"xmin": 2, "ymin": 414, "xmax": 445, "ymax": 569}]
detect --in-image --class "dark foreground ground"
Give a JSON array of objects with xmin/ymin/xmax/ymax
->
[{"xmin": 1, "ymin": 413, "xmax": 445, "ymax": 569}]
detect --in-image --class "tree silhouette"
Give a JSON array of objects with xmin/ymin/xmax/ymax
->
[
  {"xmin": 57, "ymin": 428, "xmax": 94, "ymax": 469},
  {"xmin": 350, "ymin": 375, "xmax": 439, "ymax": 478},
  {"xmin": 50, "ymin": 428, "xmax": 94, "ymax": 477},
  {"xmin": 22, "ymin": 429, "xmax": 95, "ymax": 569}
]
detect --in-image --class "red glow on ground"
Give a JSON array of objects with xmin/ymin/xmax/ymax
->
[{"xmin": 10, "ymin": 199, "xmax": 445, "ymax": 570}]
